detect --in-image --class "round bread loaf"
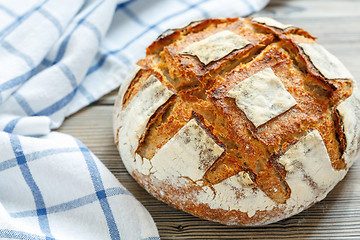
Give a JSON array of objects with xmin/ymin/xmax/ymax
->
[{"xmin": 113, "ymin": 17, "xmax": 360, "ymax": 226}]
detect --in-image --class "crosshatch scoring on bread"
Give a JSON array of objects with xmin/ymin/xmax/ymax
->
[{"xmin": 113, "ymin": 17, "xmax": 360, "ymax": 226}]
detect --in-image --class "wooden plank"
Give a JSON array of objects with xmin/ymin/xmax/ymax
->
[
  {"xmin": 58, "ymin": 0, "xmax": 360, "ymax": 238},
  {"xmin": 259, "ymin": 0, "xmax": 360, "ymax": 19},
  {"xmin": 94, "ymin": 89, "xmax": 118, "ymax": 105}
]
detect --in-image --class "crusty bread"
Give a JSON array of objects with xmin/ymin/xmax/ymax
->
[{"xmin": 113, "ymin": 17, "xmax": 360, "ymax": 226}]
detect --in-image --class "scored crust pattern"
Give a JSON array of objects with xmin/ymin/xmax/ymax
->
[{"xmin": 113, "ymin": 17, "xmax": 359, "ymax": 225}]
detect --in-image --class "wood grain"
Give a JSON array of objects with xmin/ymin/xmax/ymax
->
[{"xmin": 58, "ymin": 0, "xmax": 360, "ymax": 239}]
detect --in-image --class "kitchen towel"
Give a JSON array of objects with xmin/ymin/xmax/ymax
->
[{"xmin": 0, "ymin": 0, "xmax": 269, "ymax": 239}]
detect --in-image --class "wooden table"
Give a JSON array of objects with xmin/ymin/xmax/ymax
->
[{"xmin": 58, "ymin": 0, "xmax": 360, "ymax": 239}]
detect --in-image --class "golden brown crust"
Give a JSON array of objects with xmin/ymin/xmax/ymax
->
[{"xmin": 114, "ymin": 17, "xmax": 356, "ymax": 226}]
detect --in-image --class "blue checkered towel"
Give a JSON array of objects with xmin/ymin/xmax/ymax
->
[{"xmin": 0, "ymin": 0, "xmax": 268, "ymax": 239}]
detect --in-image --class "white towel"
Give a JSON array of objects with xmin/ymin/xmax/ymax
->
[{"xmin": 0, "ymin": 0, "xmax": 269, "ymax": 239}]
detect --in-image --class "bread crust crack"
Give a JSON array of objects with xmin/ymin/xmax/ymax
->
[{"xmin": 114, "ymin": 17, "xmax": 357, "ymax": 226}]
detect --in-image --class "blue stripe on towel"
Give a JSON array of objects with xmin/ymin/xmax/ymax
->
[
  {"xmin": 38, "ymin": 8, "xmax": 63, "ymax": 35},
  {"xmin": 11, "ymin": 187, "xmax": 130, "ymax": 218},
  {"xmin": 9, "ymin": 134, "xmax": 53, "ymax": 238},
  {"xmin": 0, "ymin": 0, "xmax": 49, "ymax": 43},
  {"xmin": 76, "ymin": 140, "xmax": 120, "ymax": 240}
]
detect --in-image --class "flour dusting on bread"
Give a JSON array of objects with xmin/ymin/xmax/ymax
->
[
  {"xmin": 116, "ymin": 74, "xmax": 174, "ymax": 172},
  {"xmin": 253, "ymin": 17, "xmax": 294, "ymax": 29},
  {"xmin": 227, "ymin": 67, "xmax": 297, "ymax": 127},
  {"xmin": 181, "ymin": 30, "xmax": 250, "ymax": 65},
  {"xmin": 113, "ymin": 64, "xmax": 141, "ymax": 143},
  {"xmin": 151, "ymin": 118, "xmax": 224, "ymax": 181},
  {"xmin": 299, "ymin": 43, "xmax": 353, "ymax": 79},
  {"xmin": 336, "ymin": 85, "xmax": 360, "ymax": 167},
  {"xmin": 199, "ymin": 177, "xmax": 276, "ymax": 218},
  {"xmin": 278, "ymin": 130, "xmax": 346, "ymax": 212}
]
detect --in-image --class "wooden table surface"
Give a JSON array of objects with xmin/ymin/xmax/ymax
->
[{"xmin": 58, "ymin": 0, "xmax": 360, "ymax": 239}]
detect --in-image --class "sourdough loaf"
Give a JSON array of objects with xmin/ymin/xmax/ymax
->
[{"xmin": 113, "ymin": 17, "xmax": 360, "ymax": 225}]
